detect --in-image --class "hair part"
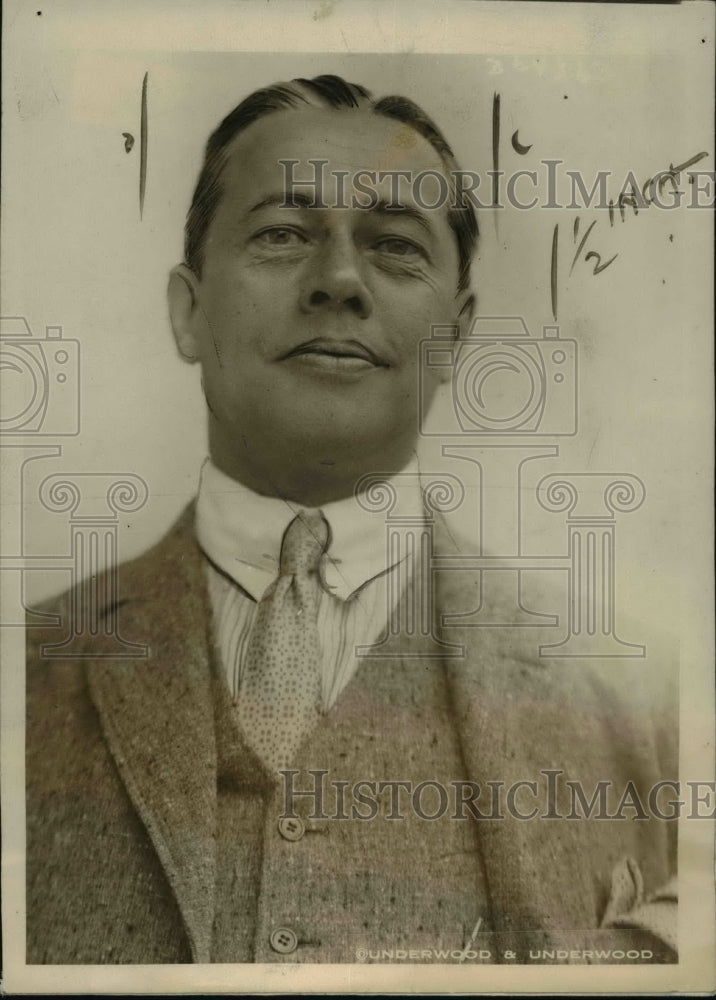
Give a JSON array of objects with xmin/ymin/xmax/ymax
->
[{"xmin": 184, "ymin": 74, "xmax": 478, "ymax": 293}]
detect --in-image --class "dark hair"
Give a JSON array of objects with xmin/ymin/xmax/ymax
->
[{"xmin": 184, "ymin": 74, "xmax": 478, "ymax": 293}]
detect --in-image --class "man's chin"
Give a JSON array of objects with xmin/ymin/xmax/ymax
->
[{"xmin": 253, "ymin": 420, "xmax": 417, "ymax": 502}]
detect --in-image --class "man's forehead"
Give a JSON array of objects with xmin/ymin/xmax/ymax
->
[{"xmin": 219, "ymin": 105, "xmax": 449, "ymax": 196}]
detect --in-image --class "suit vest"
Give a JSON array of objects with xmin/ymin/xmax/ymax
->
[{"xmin": 210, "ymin": 631, "xmax": 492, "ymax": 963}]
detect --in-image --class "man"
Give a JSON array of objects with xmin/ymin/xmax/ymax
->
[{"xmin": 26, "ymin": 74, "xmax": 677, "ymax": 965}]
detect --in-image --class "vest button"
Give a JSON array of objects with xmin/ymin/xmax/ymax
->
[
  {"xmin": 269, "ymin": 927, "xmax": 298, "ymax": 954},
  {"xmin": 277, "ymin": 816, "xmax": 305, "ymax": 841}
]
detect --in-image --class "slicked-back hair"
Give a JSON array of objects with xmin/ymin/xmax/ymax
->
[{"xmin": 184, "ymin": 75, "xmax": 478, "ymax": 294}]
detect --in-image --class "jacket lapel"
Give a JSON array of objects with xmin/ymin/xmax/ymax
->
[{"xmin": 87, "ymin": 505, "xmax": 217, "ymax": 963}]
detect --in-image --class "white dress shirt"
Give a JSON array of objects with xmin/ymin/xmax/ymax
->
[{"xmin": 196, "ymin": 458, "xmax": 424, "ymax": 711}]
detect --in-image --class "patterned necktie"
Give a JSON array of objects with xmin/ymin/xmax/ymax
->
[{"xmin": 237, "ymin": 508, "xmax": 330, "ymax": 776}]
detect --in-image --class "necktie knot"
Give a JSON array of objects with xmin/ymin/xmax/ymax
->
[{"xmin": 279, "ymin": 509, "xmax": 329, "ymax": 578}]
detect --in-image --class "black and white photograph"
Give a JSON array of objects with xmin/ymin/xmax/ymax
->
[{"xmin": 1, "ymin": 0, "xmax": 714, "ymax": 993}]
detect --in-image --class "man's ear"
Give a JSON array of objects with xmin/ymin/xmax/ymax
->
[
  {"xmin": 168, "ymin": 264, "xmax": 202, "ymax": 362},
  {"xmin": 432, "ymin": 289, "xmax": 475, "ymax": 385}
]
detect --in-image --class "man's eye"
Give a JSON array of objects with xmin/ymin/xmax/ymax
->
[
  {"xmin": 254, "ymin": 227, "xmax": 307, "ymax": 246},
  {"xmin": 375, "ymin": 237, "xmax": 422, "ymax": 257}
]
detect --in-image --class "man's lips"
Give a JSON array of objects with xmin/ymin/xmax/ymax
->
[{"xmin": 280, "ymin": 338, "xmax": 389, "ymax": 372}]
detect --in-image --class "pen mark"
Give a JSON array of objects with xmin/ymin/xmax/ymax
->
[
  {"xmin": 585, "ymin": 249, "xmax": 618, "ymax": 275},
  {"xmin": 550, "ymin": 223, "xmax": 559, "ymax": 322},
  {"xmin": 458, "ymin": 917, "xmax": 483, "ymax": 963},
  {"xmin": 569, "ymin": 218, "xmax": 596, "ymax": 276},
  {"xmin": 511, "ymin": 129, "xmax": 532, "ymax": 155},
  {"xmin": 139, "ymin": 71, "xmax": 148, "ymax": 219},
  {"xmin": 492, "ymin": 92, "xmax": 500, "ymax": 236},
  {"xmin": 492, "ymin": 92, "xmax": 500, "ymax": 184}
]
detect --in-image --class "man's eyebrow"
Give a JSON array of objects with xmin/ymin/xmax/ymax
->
[
  {"xmin": 371, "ymin": 197, "xmax": 435, "ymax": 236},
  {"xmin": 247, "ymin": 192, "xmax": 436, "ymax": 236},
  {"xmin": 248, "ymin": 192, "xmax": 316, "ymax": 213}
]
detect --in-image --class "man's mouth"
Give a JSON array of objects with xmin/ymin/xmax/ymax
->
[{"xmin": 280, "ymin": 338, "xmax": 388, "ymax": 373}]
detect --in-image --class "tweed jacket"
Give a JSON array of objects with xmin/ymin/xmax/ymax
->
[{"xmin": 25, "ymin": 503, "xmax": 678, "ymax": 964}]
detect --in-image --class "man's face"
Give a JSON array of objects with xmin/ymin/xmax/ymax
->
[{"xmin": 170, "ymin": 106, "xmax": 470, "ymax": 500}]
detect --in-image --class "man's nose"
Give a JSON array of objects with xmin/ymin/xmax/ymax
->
[{"xmin": 298, "ymin": 232, "xmax": 374, "ymax": 319}]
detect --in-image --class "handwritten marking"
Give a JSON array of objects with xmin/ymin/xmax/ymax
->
[
  {"xmin": 550, "ymin": 224, "xmax": 559, "ymax": 322},
  {"xmin": 511, "ymin": 129, "xmax": 532, "ymax": 155},
  {"xmin": 569, "ymin": 218, "xmax": 597, "ymax": 276},
  {"xmin": 139, "ymin": 71, "xmax": 148, "ymax": 219},
  {"xmin": 585, "ymin": 249, "xmax": 618, "ymax": 275},
  {"xmin": 668, "ymin": 150, "xmax": 709, "ymax": 177},
  {"xmin": 492, "ymin": 92, "xmax": 500, "ymax": 223},
  {"xmin": 552, "ymin": 210, "xmax": 619, "ymax": 319},
  {"xmin": 570, "ymin": 217, "xmax": 618, "ymax": 278},
  {"xmin": 635, "ymin": 150, "xmax": 708, "ymax": 213},
  {"xmin": 122, "ymin": 132, "xmax": 134, "ymax": 153},
  {"xmin": 458, "ymin": 917, "xmax": 483, "ymax": 963}
]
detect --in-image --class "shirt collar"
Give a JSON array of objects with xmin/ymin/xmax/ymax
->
[{"xmin": 195, "ymin": 457, "xmax": 424, "ymax": 601}]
